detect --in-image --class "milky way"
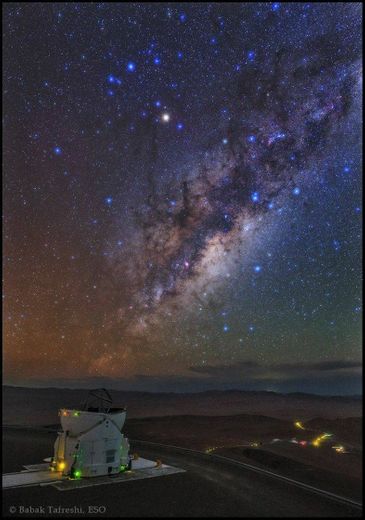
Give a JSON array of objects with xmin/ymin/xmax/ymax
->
[
  {"xmin": 102, "ymin": 31, "xmax": 361, "ymax": 354},
  {"xmin": 3, "ymin": 3, "xmax": 362, "ymax": 393}
]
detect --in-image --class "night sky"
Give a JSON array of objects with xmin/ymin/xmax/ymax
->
[{"xmin": 3, "ymin": 2, "xmax": 362, "ymax": 395}]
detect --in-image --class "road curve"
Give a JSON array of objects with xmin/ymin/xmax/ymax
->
[
  {"xmin": 130, "ymin": 439, "xmax": 362, "ymax": 517},
  {"xmin": 133, "ymin": 439, "xmax": 362, "ymax": 510}
]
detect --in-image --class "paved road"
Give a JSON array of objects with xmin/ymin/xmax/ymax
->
[
  {"xmin": 3, "ymin": 428, "xmax": 362, "ymax": 517},
  {"xmin": 131, "ymin": 440, "xmax": 362, "ymax": 517}
]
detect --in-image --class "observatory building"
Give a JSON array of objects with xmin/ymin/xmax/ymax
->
[{"xmin": 50, "ymin": 389, "xmax": 130, "ymax": 478}]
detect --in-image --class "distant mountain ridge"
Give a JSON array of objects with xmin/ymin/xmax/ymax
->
[
  {"xmin": 3, "ymin": 385, "xmax": 362, "ymax": 427},
  {"xmin": 3, "ymin": 385, "xmax": 362, "ymax": 399}
]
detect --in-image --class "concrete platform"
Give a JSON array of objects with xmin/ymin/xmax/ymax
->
[
  {"xmin": 51, "ymin": 465, "xmax": 185, "ymax": 491},
  {"xmin": 3, "ymin": 470, "xmax": 63, "ymax": 489},
  {"xmin": 23, "ymin": 463, "xmax": 50, "ymax": 472},
  {"xmin": 3, "ymin": 458, "xmax": 185, "ymax": 491}
]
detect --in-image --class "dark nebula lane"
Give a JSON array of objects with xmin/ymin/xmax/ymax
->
[{"xmin": 103, "ymin": 29, "xmax": 361, "ymax": 349}]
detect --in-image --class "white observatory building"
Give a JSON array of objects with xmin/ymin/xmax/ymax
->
[{"xmin": 50, "ymin": 389, "xmax": 130, "ymax": 478}]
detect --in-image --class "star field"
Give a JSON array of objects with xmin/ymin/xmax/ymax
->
[{"xmin": 3, "ymin": 2, "xmax": 362, "ymax": 394}]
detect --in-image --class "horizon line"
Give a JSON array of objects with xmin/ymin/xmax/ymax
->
[{"xmin": 2, "ymin": 383, "xmax": 362, "ymax": 399}]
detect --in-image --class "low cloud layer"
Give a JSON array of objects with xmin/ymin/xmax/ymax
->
[
  {"xmin": 7, "ymin": 359, "xmax": 362, "ymax": 396},
  {"xmin": 189, "ymin": 359, "xmax": 362, "ymax": 376}
]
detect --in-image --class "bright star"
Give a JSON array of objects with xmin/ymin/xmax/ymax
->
[
  {"xmin": 333, "ymin": 240, "xmax": 340, "ymax": 251},
  {"xmin": 127, "ymin": 62, "xmax": 136, "ymax": 72},
  {"xmin": 248, "ymin": 50, "xmax": 255, "ymax": 61},
  {"xmin": 251, "ymin": 192, "xmax": 259, "ymax": 202},
  {"xmin": 54, "ymin": 146, "xmax": 62, "ymax": 155},
  {"xmin": 161, "ymin": 113, "xmax": 170, "ymax": 123},
  {"xmin": 293, "ymin": 187, "xmax": 301, "ymax": 195},
  {"xmin": 254, "ymin": 265, "xmax": 262, "ymax": 273},
  {"xmin": 105, "ymin": 197, "xmax": 113, "ymax": 205}
]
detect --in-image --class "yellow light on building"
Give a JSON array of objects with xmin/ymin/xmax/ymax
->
[
  {"xmin": 294, "ymin": 421, "xmax": 305, "ymax": 430},
  {"xmin": 57, "ymin": 461, "xmax": 66, "ymax": 471},
  {"xmin": 333, "ymin": 445, "xmax": 345, "ymax": 453},
  {"xmin": 312, "ymin": 432, "xmax": 333, "ymax": 447}
]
